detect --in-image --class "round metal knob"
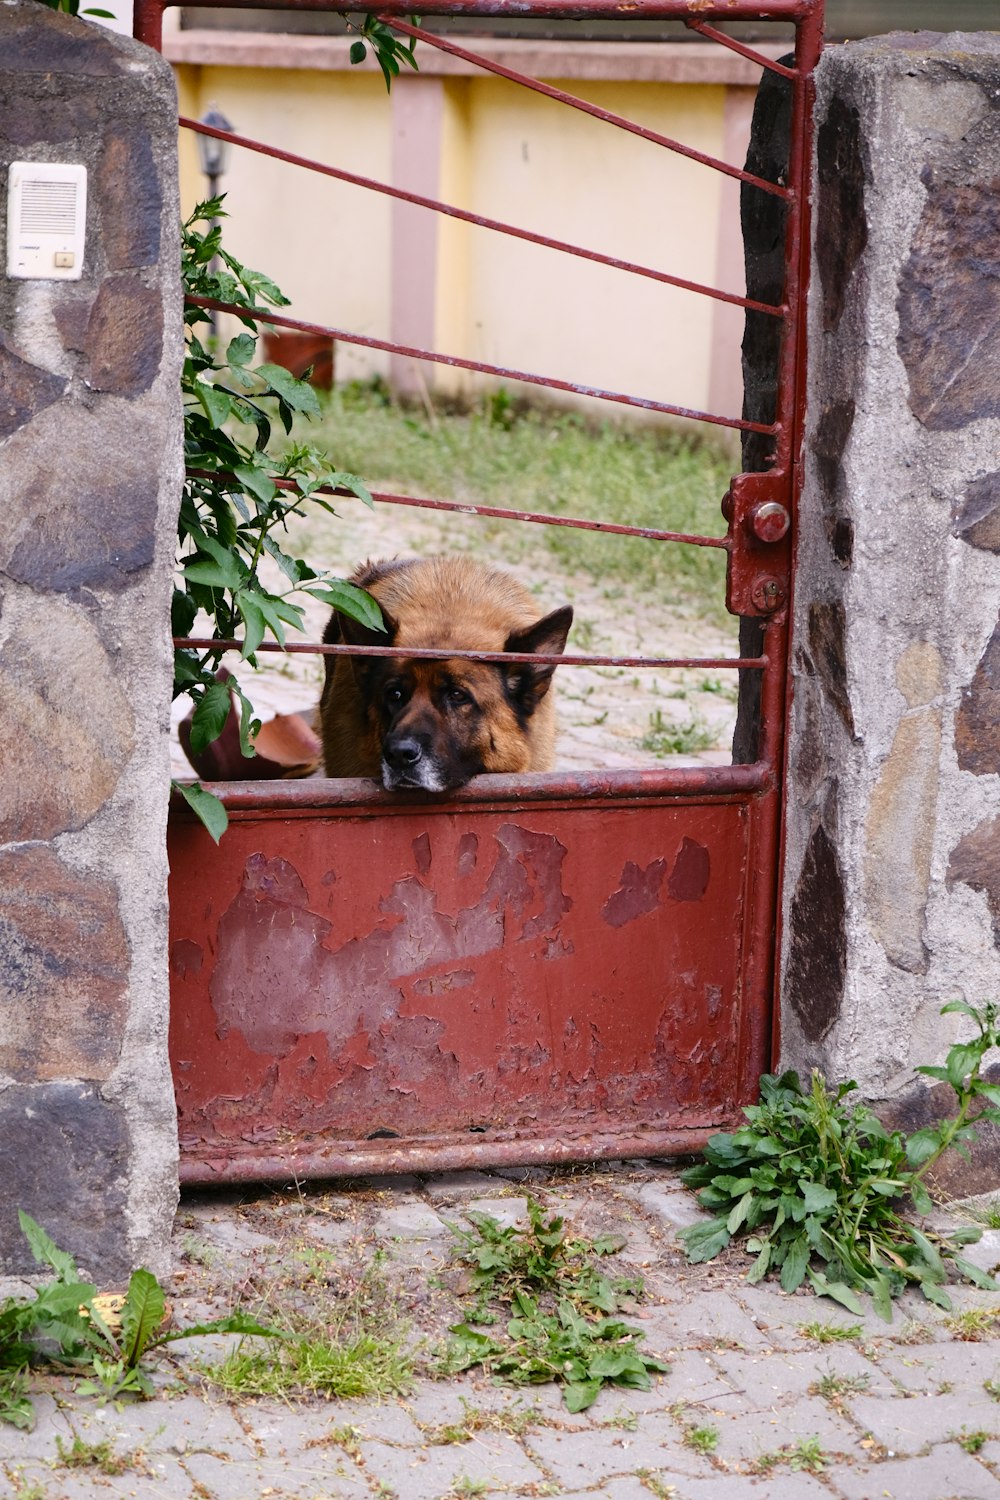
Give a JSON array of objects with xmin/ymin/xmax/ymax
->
[{"xmin": 749, "ymin": 501, "xmax": 791, "ymax": 543}]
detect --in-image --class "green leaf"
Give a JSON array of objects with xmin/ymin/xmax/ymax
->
[
  {"xmin": 173, "ymin": 782, "xmax": 229, "ymax": 843},
  {"xmin": 779, "ymin": 1234, "xmax": 810, "ymax": 1293},
  {"xmin": 940, "ymin": 998, "xmax": 982, "ymax": 1021},
  {"xmin": 349, "ymin": 39, "xmax": 367, "ymax": 63},
  {"xmin": 194, "ymin": 379, "xmax": 234, "ymax": 429},
  {"xmin": 119, "ymin": 1269, "xmax": 166, "ymax": 1369},
  {"xmin": 18, "ymin": 1213, "xmax": 78, "ymax": 1283},
  {"xmin": 727, "ymin": 1191, "xmax": 754, "ymax": 1235},
  {"xmin": 154, "ymin": 1310, "xmax": 283, "ymax": 1346},
  {"xmin": 908, "ymin": 1226, "xmax": 945, "ymax": 1278},
  {"xmin": 236, "ymin": 593, "xmax": 267, "ymax": 659},
  {"xmin": 226, "ymin": 332, "xmax": 256, "ymax": 366},
  {"xmin": 256, "ymin": 363, "xmax": 322, "ymax": 417},
  {"xmin": 563, "ymin": 1378, "xmax": 604, "ymax": 1412},
  {"xmin": 905, "ymin": 1128, "xmax": 943, "ymax": 1168},
  {"xmin": 946, "ymin": 1042, "xmax": 985, "ymax": 1091},
  {"xmin": 910, "ymin": 1179, "xmax": 934, "ymax": 1216},
  {"xmin": 806, "ymin": 1268, "xmax": 864, "ymax": 1315},
  {"xmin": 189, "ymin": 680, "xmax": 234, "ymax": 754},
  {"xmin": 306, "ymin": 580, "xmax": 385, "ymax": 632},
  {"xmin": 232, "ymin": 463, "xmax": 280, "ymax": 507},
  {"xmin": 953, "ymin": 1258, "xmax": 999, "ymax": 1291},
  {"xmin": 746, "ymin": 1241, "xmax": 772, "ymax": 1284},
  {"xmin": 869, "ymin": 1273, "xmax": 894, "ymax": 1322},
  {"xmin": 678, "ymin": 1218, "xmax": 731, "ymax": 1264},
  {"xmin": 799, "ymin": 1181, "xmax": 838, "ymax": 1214}
]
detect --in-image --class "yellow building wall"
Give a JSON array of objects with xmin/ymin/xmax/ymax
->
[
  {"xmin": 454, "ymin": 77, "xmax": 726, "ymax": 418},
  {"xmin": 175, "ymin": 63, "xmax": 394, "ymax": 384},
  {"xmin": 173, "ymin": 56, "xmax": 739, "ymax": 423}
]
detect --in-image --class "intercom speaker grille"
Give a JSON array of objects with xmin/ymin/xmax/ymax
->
[{"xmin": 19, "ymin": 178, "xmax": 80, "ymax": 236}]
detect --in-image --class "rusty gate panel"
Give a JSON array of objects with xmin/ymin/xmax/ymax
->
[
  {"xmin": 146, "ymin": 0, "xmax": 825, "ymax": 1183},
  {"xmin": 168, "ymin": 778, "xmax": 763, "ymax": 1180}
]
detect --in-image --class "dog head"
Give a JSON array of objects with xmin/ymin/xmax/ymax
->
[{"xmin": 340, "ymin": 602, "xmax": 574, "ymax": 793}]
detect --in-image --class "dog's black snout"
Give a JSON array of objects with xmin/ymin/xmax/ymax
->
[{"xmin": 386, "ymin": 735, "xmax": 424, "ymax": 768}]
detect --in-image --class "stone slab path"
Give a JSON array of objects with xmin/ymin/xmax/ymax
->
[{"xmin": 6, "ymin": 1162, "xmax": 1000, "ymax": 1500}]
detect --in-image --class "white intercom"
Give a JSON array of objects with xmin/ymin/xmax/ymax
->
[{"xmin": 6, "ymin": 161, "xmax": 88, "ymax": 281}]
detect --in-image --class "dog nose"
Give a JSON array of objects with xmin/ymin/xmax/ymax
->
[{"xmin": 386, "ymin": 736, "xmax": 424, "ymax": 768}]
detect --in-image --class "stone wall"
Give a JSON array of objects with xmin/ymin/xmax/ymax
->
[
  {"xmin": 0, "ymin": 1, "xmax": 182, "ymax": 1275},
  {"xmin": 781, "ymin": 31, "xmax": 1000, "ymax": 1186}
]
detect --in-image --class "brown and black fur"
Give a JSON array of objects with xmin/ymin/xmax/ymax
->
[{"xmin": 319, "ymin": 556, "xmax": 573, "ymax": 792}]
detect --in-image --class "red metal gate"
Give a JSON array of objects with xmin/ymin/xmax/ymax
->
[{"xmin": 142, "ymin": 0, "xmax": 823, "ymax": 1183}]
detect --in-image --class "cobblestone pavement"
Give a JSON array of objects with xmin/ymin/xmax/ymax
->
[{"xmin": 6, "ymin": 1162, "xmax": 1000, "ymax": 1500}]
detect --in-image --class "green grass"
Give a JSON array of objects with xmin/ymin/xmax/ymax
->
[
  {"xmin": 296, "ymin": 382, "xmax": 734, "ymax": 625},
  {"xmin": 798, "ymin": 1321, "xmax": 864, "ymax": 1344},
  {"xmin": 197, "ymin": 1250, "xmax": 413, "ymax": 1402},
  {"xmin": 640, "ymin": 708, "xmax": 716, "ymax": 757}
]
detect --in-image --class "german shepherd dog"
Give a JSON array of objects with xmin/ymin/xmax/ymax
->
[{"xmin": 320, "ymin": 556, "xmax": 574, "ymax": 792}]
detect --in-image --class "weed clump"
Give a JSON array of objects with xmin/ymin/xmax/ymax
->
[
  {"xmin": 679, "ymin": 1000, "xmax": 1000, "ymax": 1320},
  {"xmin": 442, "ymin": 1198, "xmax": 667, "ymax": 1411}
]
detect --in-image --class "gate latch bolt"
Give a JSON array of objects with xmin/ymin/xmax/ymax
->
[
  {"xmin": 750, "ymin": 576, "xmax": 786, "ymax": 612},
  {"xmin": 748, "ymin": 501, "xmax": 791, "ymax": 544}
]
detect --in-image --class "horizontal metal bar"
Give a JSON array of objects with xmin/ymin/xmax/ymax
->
[
  {"xmin": 177, "ymin": 1122, "xmax": 729, "ymax": 1186},
  {"xmin": 176, "ymin": 636, "xmax": 767, "ymax": 671},
  {"xmin": 186, "ymin": 295, "xmax": 779, "ymax": 435},
  {"xmin": 181, "ymin": 117, "xmax": 785, "ymax": 320},
  {"xmin": 171, "ymin": 759, "xmax": 773, "ymax": 814},
  {"xmin": 684, "ymin": 18, "xmax": 799, "ymax": 78},
  {"xmin": 171, "ymin": 0, "xmax": 817, "ymax": 16},
  {"xmin": 184, "ymin": 468, "xmax": 731, "ymax": 549},
  {"xmin": 379, "ymin": 16, "xmax": 794, "ymax": 201}
]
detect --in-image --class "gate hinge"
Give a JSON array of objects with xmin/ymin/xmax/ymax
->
[{"xmin": 722, "ymin": 471, "xmax": 793, "ymax": 618}]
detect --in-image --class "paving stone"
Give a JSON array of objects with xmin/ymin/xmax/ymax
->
[
  {"xmin": 402, "ymin": 1380, "xmax": 545, "ymax": 1430},
  {"xmin": 0, "ymin": 1394, "xmax": 76, "ymax": 1462},
  {"xmin": 355, "ymin": 1432, "xmax": 545, "ymax": 1499},
  {"xmin": 829, "ymin": 1440, "xmax": 1000, "ymax": 1500},
  {"xmin": 633, "ymin": 1182, "xmax": 714, "ymax": 1231},
  {"xmin": 876, "ymin": 1339, "xmax": 1000, "ymax": 1395},
  {"xmin": 652, "ymin": 1290, "xmax": 773, "ymax": 1351},
  {"xmin": 849, "ymin": 1390, "xmax": 1000, "ymax": 1454},
  {"xmin": 732, "ymin": 1284, "xmax": 886, "ymax": 1345},
  {"xmin": 711, "ymin": 1343, "xmax": 875, "ymax": 1407},
  {"xmin": 463, "ymin": 1196, "xmax": 531, "ymax": 1229},
  {"xmin": 708, "ymin": 1394, "xmax": 862, "ymax": 1466},
  {"xmin": 423, "ymin": 1172, "xmax": 508, "ymax": 1203},
  {"xmin": 67, "ymin": 1393, "xmax": 253, "ymax": 1456},
  {"xmin": 654, "ymin": 1348, "xmax": 751, "ymax": 1410},
  {"xmin": 87, "ymin": 1463, "xmax": 196, "ymax": 1499},
  {"xmin": 558, "ymin": 1482, "xmax": 671, "ymax": 1500},
  {"xmin": 524, "ymin": 1422, "xmax": 715, "ymax": 1486},
  {"xmin": 954, "ymin": 1229, "xmax": 1000, "ymax": 1277},
  {"xmin": 375, "ymin": 1202, "xmax": 452, "ymax": 1240},
  {"xmin": 671, "ymin": 1475, "xmax": 833, "ymax": 1499},
  {"xmin": 183, "ymin": 1450, "xmax": 368, "ymax": 1498}
]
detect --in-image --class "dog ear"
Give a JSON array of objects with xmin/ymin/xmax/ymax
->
[
  {"xmin": 503, "ymin": 605, "xmax": 574, "ymax": 709},
  {"xmin": 324, "ymin": 603, "xmax": 398, "ymax": 682}
]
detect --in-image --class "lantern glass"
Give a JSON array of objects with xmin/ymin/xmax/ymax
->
[{"xmin": 197, "ymin": 107, "xmax": 233, "ymax": 180}]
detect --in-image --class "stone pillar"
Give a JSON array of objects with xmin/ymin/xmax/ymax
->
[
  {"xmin": 781, "ymin": 31, "xmax": 1000, "ymax": 1186},
  {"xmin": 0, "ymin": 1, "xmax": 182, "ymax": 1275}
]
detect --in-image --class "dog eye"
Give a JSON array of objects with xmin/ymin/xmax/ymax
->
[
  {"xmin": 384, "ymin": 684, "xmax": 405, "ymax": 708},
  {"xmin": 446, "ymin": 687, "xmax": 473, "ymax": 708}
]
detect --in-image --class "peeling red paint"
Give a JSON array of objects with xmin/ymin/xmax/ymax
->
[
  {"xmin": 668, "ymin": 837, "xmax": 711, "ymax": 901},
  {"xmin": 602, "ymin": 858, "xmax": 668, "ymax": 927},
  {"xmin": 168, "ymin": 792, "xmax": 758, "ymax": 1177}
]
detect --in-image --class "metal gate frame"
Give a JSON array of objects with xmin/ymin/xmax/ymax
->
[{"xmin": 146, "ymin": 0, "xmax": 824, "ymax": 1183}]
